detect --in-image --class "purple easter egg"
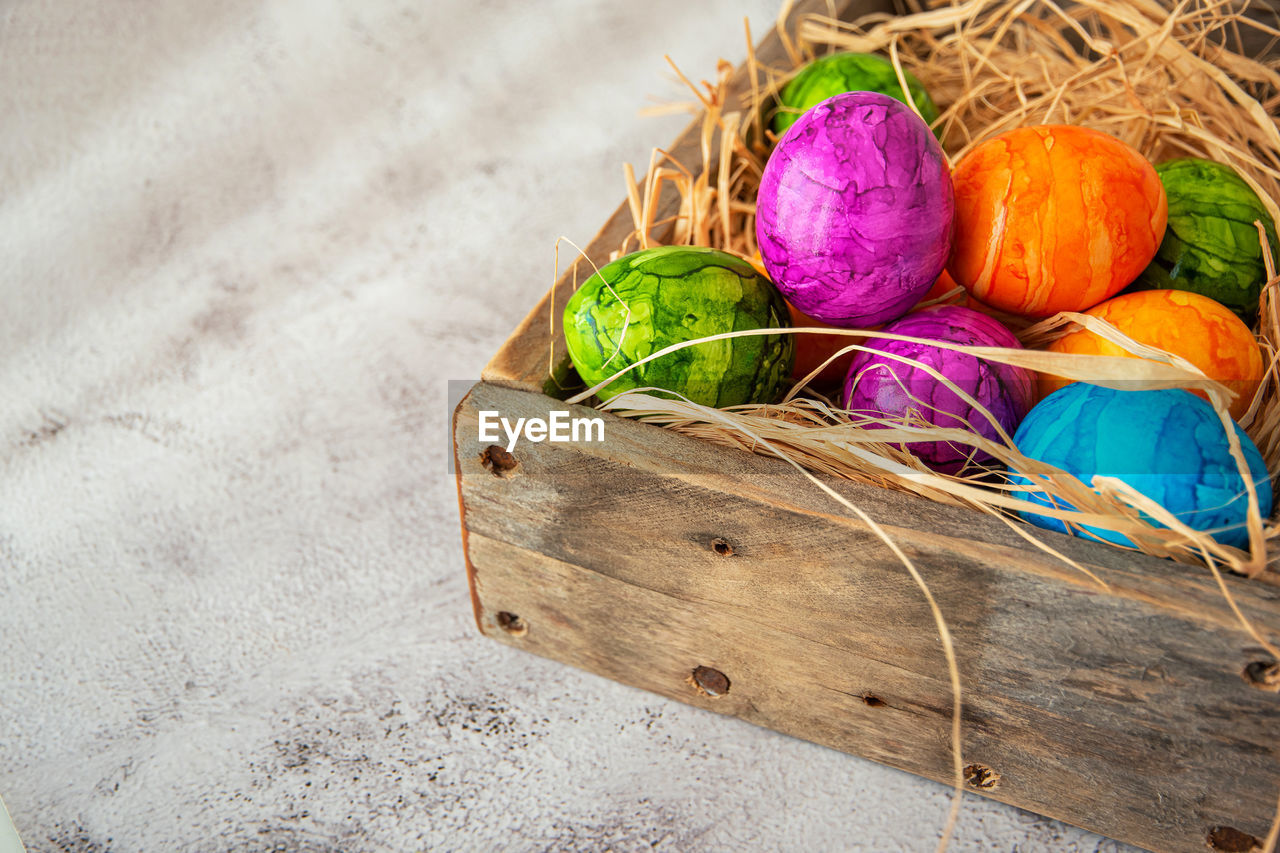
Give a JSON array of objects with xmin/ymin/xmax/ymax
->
[
  {"xmin": 757, "ymin": 91, "xmax": 954, "ymax": 327},
  {"xmin": 843, "ymin": 305, "xmax": 1034, "ymax": 474}
]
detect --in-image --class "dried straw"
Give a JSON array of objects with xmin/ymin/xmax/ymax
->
[
  {"xmin": 553, "ymin": 0, "xmax": 1280, "ymax": 848},
  {"xmin": 596, "ymin": 0, "xmax": 1280, "ymax": 580}
]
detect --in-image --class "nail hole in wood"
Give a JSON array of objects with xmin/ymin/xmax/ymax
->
[
  {"xmin": 1206, "ymin": 826, "xmax": 1262, "ymax": 852},
  {"xmin": 495, "ymin": 611, "xmax": 527, "ymax": 637},
  {"xmin": 688, "ymin": 665, "xmax": 730, "ymax": 697},
  {"xmin": 710, "ymin": 538, "xmax": 734, "ymax": 557},
  {"xmin": 862, "ymin": 694, "xmax": 885, "ymax": 707},
  {"xmin": 964, "ymin": 763, "xmax": 1001, "ymax": 790},
  {"xmin": 1242, "ymin": 660, "xmax": 1280, "ymax": 691},
  {"xmin": 479, "ymin": 445, "xmax": 518, "ymax": 477}
]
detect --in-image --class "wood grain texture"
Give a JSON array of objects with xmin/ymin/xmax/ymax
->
[
  {"xmin": 460, "ymin": 3, "xmax": 1280, "ymax": 851},
  {"xmin": 479, "ymin": 0, "xmax": 870, "ymax": 396},
  {"xmin": 454, "ymin": 381, "xmax": 1280, "ymax": 853}
]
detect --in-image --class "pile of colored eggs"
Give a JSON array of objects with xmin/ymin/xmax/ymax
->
[{"xmin": 562, "ymin": 50, "xmax": 1277, "ymax": 549}]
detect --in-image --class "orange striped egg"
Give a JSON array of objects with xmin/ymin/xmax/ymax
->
[
  {"xmin": 949, "ymin": 126, "xmax": 1167, "ymax": 318},
  {"xmin": 1041, "ymin": 289, "xmax": 1262, "ymax": 419}
]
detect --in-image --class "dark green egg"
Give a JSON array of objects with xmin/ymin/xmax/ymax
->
[
  {"xmin": 771, "ymin": 52, "xmax": 940, "ymax": 136},
  {"xmin": 562, "ymin": 246, "xmax": 794, "ymax": 406},
  {"xmin": 1130, "ymin": 158, "xmax": 1278, "ymax": 323}
]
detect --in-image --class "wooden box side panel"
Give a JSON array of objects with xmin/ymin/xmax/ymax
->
[
  {"xmin": 455, "ymin": 381, "xmax": 1280, "ymax": 853},
  {"xmin": 462, "ymin": 4, "xmax": 1280, "ymax": 850}
]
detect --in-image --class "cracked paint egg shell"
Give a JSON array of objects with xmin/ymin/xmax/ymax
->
[
  {"xmin": 562, "ymin": 245, "xmax": 794, "ymax": 407},
  {"xmin": 1009, "ymin": 384, "xmax": 1272, "ymax": 548},
  {"xmin": 1129, "ymin": 158, "xmax": 1280, "ymax": 324},
  {"xmin": 949, "ymin": 125, "xmax": 1167, "ymax": 318},
  {"xmin": 842, "ymin": 304, "xmax": 1035, "ymax": 474},
  {"xmin": 756, "ymin": 91, "xmax": 954, "ymax": 328},
  {"xmin": 770, "ymin": 52, "xmax": 939, "ymax": 136},
  {"xmin": 1041, "ymin": 289, "xmax": 1263, "ymax": 419}
]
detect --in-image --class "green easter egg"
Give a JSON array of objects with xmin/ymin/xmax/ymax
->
[
  {"xmin": 562, "ymin": 246, "xmax": 795, "ymax": 406},
  {"xmin": 1130, "ymin": 158, "xmax": 1278, "ymax": 323},
  {"xmin": 771, "ymin": 52, "xmax": 940, "ymax": 136}
]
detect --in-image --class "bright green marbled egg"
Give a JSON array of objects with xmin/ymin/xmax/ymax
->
[
  {"xmin": 1130, "ymin": 158, "xmax": 1279, "ymax": 323},
  {"xmin": 562, "ymin": 246, "xmax": 794, "ymax": 406},
  {"xmin": 771, "ymin": 52, "xmax": 940, "ymax": 136}
]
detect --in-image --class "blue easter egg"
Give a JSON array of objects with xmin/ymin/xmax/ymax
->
[{"xmin": 1010, "ymin": 384, "xmax": 1272, "ymax": 548}]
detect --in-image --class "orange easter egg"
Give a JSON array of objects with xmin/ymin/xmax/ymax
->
[
  {"xmin": 949, "ymin": 126, "xmax": 1167, "ymax": 318},
  {"xmin": 1042, "ymin": 289, "xmax": 1262, "ymax": 419},
  {"xmin": 922, "ymin": 269, "xmax": 966, "ymax": 305},
  {"xmin": 788, "ymin": 303, "xmax": 860, "ymax": 386},
  {"xmin": 751, "ymin": 250, "xmax": 860, "ymax": 386}
]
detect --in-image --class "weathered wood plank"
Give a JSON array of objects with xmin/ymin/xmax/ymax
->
[
  {"xmin": 480, "ymin": 0, "xmax": 869, "ymax": 395},
  {"xmin": 461, "ymin": 3, "xmax": 1280, "ymax": 850},
  {"xmin": 454, "ymin": 380, "xmax": 1280, "ymax": 853}
]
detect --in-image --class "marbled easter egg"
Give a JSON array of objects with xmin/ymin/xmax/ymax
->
[
  {"xmin": 1041, "ymin": 289, "xmax": 1263, "ymax": 419},
  {"xmin": 757, "ymin": 91, "xmax": 954, "ymax": 328},
  {"xmin": 949, "ymin": 125, "xmax": 1168, "ymax": 317},
  {"xmin": 562, "ymin": 246, "xmax": 794, "ymax": 406},
  {"xmin": 1010, "ymin": 384, "xmax": 1272, "ymax": 548},
  {"xmin": 843, "ymin": 304, "xmax": 1035, "ymax": 473},
  {"xmin": 771, "ymin": 52, "xmax": 939, "ymax": 135},
  {"xmin": 1129, "ymin": 158, "xmax": 1279, "ymax": 324}
]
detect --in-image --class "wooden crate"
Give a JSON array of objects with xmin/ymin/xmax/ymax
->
[{"xmin": 452, "ymin": 2, "xmax": 1280, "ymax": 850}]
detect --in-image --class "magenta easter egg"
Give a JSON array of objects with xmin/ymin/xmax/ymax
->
[
  {"xmin": 843, "ymin": 305, "xmax": 1034, "ymax": 474},
  {"xmin": 756, "ymin": 91, "xmax": 954, "ymax": 328}
]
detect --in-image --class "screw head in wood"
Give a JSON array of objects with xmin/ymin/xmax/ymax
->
[
  {"xmin": 963, "ymin": 763, "xmax": 1001, "ymax": 790},
  {"xmin": 480, "ymin": 445, "xmax": 519, "ymax": 477},
  {"xmin": 1242, "ymin": 660, "xmax": 1280, "ymax": 691},
  {"xmin": 1206, "ymin": 825, "xmax": 1262, "ymax": 852},
  {"xmin": 495, "ymin": 611, "xmax": 528, "ymax": 637},
  {"xmin": 689, "ymin": 665, "xmax": 730, "ymax": 697}
]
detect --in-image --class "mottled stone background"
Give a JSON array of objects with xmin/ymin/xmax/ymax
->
[{"xmin": 0, "ymin": 2, "xmax": 1132, "ymax": 850}]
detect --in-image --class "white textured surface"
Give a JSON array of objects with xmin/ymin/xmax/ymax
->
[{"xmin": 0, "ymin": 2, "xmax": 1135, "ymax": 851}]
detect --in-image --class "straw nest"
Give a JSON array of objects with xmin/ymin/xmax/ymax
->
[
  {"xmin": 549, "ymin": 4, "xmax": 1280, "ymax": 845},
  {"xmin": 561, "ymin": 0, "xmax": 1280, "ymax": 584}
]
